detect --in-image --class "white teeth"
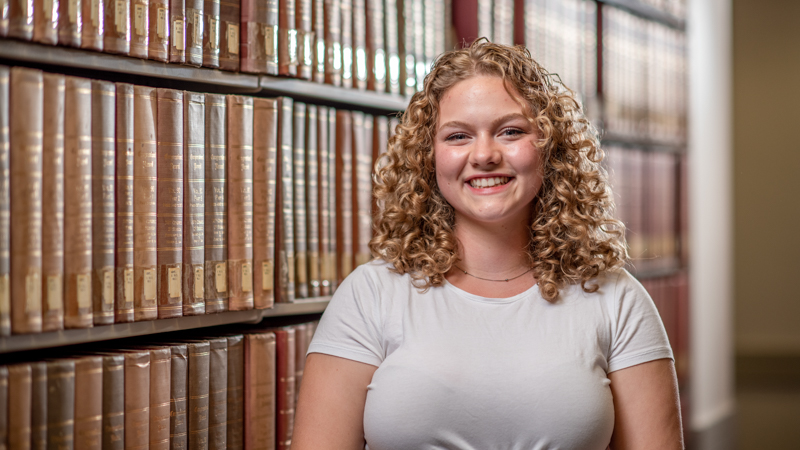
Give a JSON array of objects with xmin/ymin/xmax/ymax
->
[{"xmin": 469, "ymin": 177, "xmax": 509, "ymax": 188}]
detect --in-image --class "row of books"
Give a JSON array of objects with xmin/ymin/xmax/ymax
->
[
  {"xmin": 640, "ymin": 272, "xmax": 688, "ymax": 384},
  {"xmin": 0, "ymin": 0, "xmax": 450, "ymax": 95},
  {"xmin": 0, "ymin": 320, "xmax": 317, "ymax": 450},
  {"xmin": 638, "ymin": 0, "xmax": 687, "ymax": 20},
  {"xmin": 0, "ymin": 65, "xmax": 393, "ymax": 336}
]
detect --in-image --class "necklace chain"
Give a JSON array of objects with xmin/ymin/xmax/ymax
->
[{"xmin": 453, "ymin": 265, "xmax": 534, "ymax": 282}]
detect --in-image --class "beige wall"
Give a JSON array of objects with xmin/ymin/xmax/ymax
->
[{"xmin": 733, "ymin": 0, "xmax": 800, "ymax": 355}]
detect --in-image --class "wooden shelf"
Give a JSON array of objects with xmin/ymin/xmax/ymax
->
[
  {"xmin": 259, "ymin": 76, "xmax": 409, "ymax": 114},
  {"xmin": 598, "ymin": 0, "xmax": 685, "ymax": 30},
  {"xmin": 601, "ymin": 133, "xmax": 686, "ymax": 153}
]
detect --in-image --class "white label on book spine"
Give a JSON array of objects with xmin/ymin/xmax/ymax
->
[
  {"xmin": 124, "ymin": 268, "xmax": 134, "ymax": 304},
  {"xmin": 209, "ymin": 17, "xmax": 219, "ymax": 50},
  {"xmin": 115, "ymin": 0, "xmax": 127, "ymax": 33},
  {"xmin": 69, "ymin": 0, "xmax": 78, "ymax": 24},
  {"xmin": 26, "ymin": 272, "xmax": 41, "ymax": 313},
  {"xmin": 134, "ymin": 4, "xmax": 145, "ymax": 36},
  {"xmin": 302, "ymin": 31, "xmax": 313, "ymax": 66},
  {"xmin": 241, "ymin": 262, "xmax": 252, "ymax": 293},
  {"xmin": 264, "ymin": 24, "xmax": 276, "ymax": 57},
  {"xmin": 194, "ymin": 266, "xmax": 204, "ymax": 299},
  {"xmin": 168, "ymin": 267, "xmax": 181, "ymax": 298},
  {"xmin": 227, "ymin": 24, "xmax": 239, "ymax": 54},
  {"xmin": 215, "ymin": 262, "xmax": 227, "ymax": 292},
  {"xmin": 262, "ymin": 260, "xmax": 273, "ymax": 291},
  {"xmin": 47, "ymin": 275, "xmax": 62, "ymax": 311},
  {"xmin": 173, "ymin": 19, "xmax": 184, "ymax": 50},
  {"xmin": 157, "ymin": 7, "xmax": 167, "ymax": 39},
  {"xmin": 44, "ymin": 0, "xmax": 54, "ymax": 23},
  {"xmin": 103, "ymin": 269, "xmax": 114, "ymax": 305},
  {"xmin": 77, "ymin": 273, "xmax": 90, "ymax": 308},
  {"xmin": 0, "ymin": 275, "xmax": 8, "ymax": 315},
  {"xmin": 193, "ymin": 11, "xmax": 202, "ymax": 46},
  {"xmin": 143, "ymin": 268, "xmax": 156, "ymax": 301},
  {"xmin": 91, "ymin": 0, "xmax": 99, "ymax": 26},
  {"xmin": 287, "ymin": 28, "xmax": 298, "ymax": 64}
]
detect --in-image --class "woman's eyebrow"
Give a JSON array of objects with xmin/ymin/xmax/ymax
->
[{"xmin": 438, "ymin": 113, "xmax": 529, "ymax": 133}]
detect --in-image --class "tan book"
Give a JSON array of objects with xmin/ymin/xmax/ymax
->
[
  {"xmin": 10, "ymin": 67, "xmax": 44, "ymax": 335},
  {"xmin": 227, "ymin": 95, "xmax": 254, "ymax": 311},
  {"xmin": 7, "ymin": 0, "xmax": 34, "ymax": 40},
  {"xmin": 335, "ymin": 109, "xmax": 354, "ymax": 282},
  {"xmin": 208, "ymin": 337, "xmax": 228, "ymax": 450},
  {"xmin": 275, "ymin": 327, "xmax": 296, "ymax": 450},
  {"xmin": 182, "ymin": 92, "xmax": 205, "ymax": 316},
  {"xmin": 292, "ymin": 102, "xmax": 308, "ymax": 299},
  {"xmin": 354, "ymin": 112, "xmax": 373, "ymax": 266},
  {"xmin": 252, "ymin": 98, "xmax": 278, "ymax": 309},
  {"xmin": 397, "ymin": 0, "xmax": 415, "ymax": 95},
  {"xmin": 7, "ymin": 364, "xmax": 32, "ymax": 449},
  {"xmin": 74, "ymin": 356, "xmax": 102, "ymax": 450},
  {"xmin": 384, "ymin": 0, "xmax": 400, "ymax": 95},
  {"xmin": 0, "ymin": 67, "xmax": 9, "ymax": 336},
  {"xmin": 322, "ymin": 0, "xmax": 342, "ymax": 86},
  {"xmin": 293, "ymin": 323, "xmax": 307, "ymax": 401},
  {"xmin": 352, "ymin": 0, "xmax": 367, "ymax": 90},
  {"xmin": 305, "ymin": 105, "xmax": 321, "ymax": 297},
  {"xmin": 0, "ymin": 1, "xmax": 6, "ymax": 35},
  {"xmin": 101, "ymin": 354, "xmax": 125, "ymax": 450},
  {"xmin": 218, "ymin": 0, "xmax": 239, "ymax": 71},
  {"xmin": 339, "ymin": 0, "xmax": 352, "ymax": 88},
  {"xmin": 130, "ymin": 0, "xmax": 150, "ymax": 58},
  {"xmin": 204, "ymin": 93, "xmax": 228, "ymax": 313},
  {"xmin": 0, "ymin": 366, "xmax": 7, "ymax": 447},
  {"xmin": 147, "ymin": 347, "xmax": 171, "ymax": 450},
  {"xmin": 278, "ymin": 0, "xmax": 298, "ymax": 76},
  {"xmin": 244, "ymin": 332, "xmax": 276, "ymax": 450},
  {"xmin": 169, "ymin": 344, "xmax": 189, "ymax": 450},
  {"xmin": 81, "ymin": 0, "xmax": 105, "ymax": 50},
  {"xmin": 57, "ymin": 0, "xmax": 81, "ymax": 47},
  {"xmin": 202, "ymin": 0, "xmax": 221, "ymax": 67},
  {"xmin": 326, "ymin": 107, "xmax": 338, "ymax": 292},
  {"xmin": 115, "ymin": 82, "xmax": 135, "ymax": 323},
  {"xmin": 104, "ymin": 0, "xmax": 130, "ymax": 55},
  {"xmin": 33, "ymin": 0, "xmax": 59, "ymax": 44},
  {"xmin": 185, "ymin": 0, "xmax": 204, "ymax": 65},
  {"xmin": 295, "ymin": 0, "xmax": 313, "ymax": 80},
  {"xmin": 365, "ymin": 0, "xmax": 385, "ymax": 92},
  {"xmin": 226, "ymin": 334, "xmax": 244, "ymax": 450},
  {"xmin": 148, "ymin": 0, "xmax": 169, "ymax": 61},
  {"xmin": 124, "ymin": 350, "xmax": 151, "ymax": 449},
  {"xmin": 92, "ymin": 80, "xmax": 116, "ymax": 326},
  {"xmin": 169, "ymin": 0, "xmax": 186, "ymax": 63},
  {"xmin": 311, "ymin": 0, "xmax": 325, "ymax": 83},
  {"xmin": 30, "ymin": 362, "xmax": 46, "ymax": 450},
  {"xmin": 41, "ymin": 73, "xmax": 65, "ymax": 332},
  {"xmin": 239, "ymin": 0, "xmax": 274, "ymax": 74},
  {"xmin": 133, "ymin": 85, "xmax": 158, "ymax": 321},
  {"xmin": 317, "ymin": 105, "xmax": 331, "ymax": 295},
  {"xmin": 275, "ymin": 97, "xmax": 294, "ymax": 303},
  {"xmin": 188, "ymin": 341, "xmax": 210, "ymax": 449},
  {"xmin": 157, "ymin": 88, "xmax": 184, "ymax": 319}
]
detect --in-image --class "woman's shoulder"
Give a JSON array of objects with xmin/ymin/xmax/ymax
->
[
  {"xmin": 560, "ymin": 267, "xmax": 646, "ymax": 303},
  {"xmin": 335, "ymin": 259, "xmax": 415, "ymax": 300}
]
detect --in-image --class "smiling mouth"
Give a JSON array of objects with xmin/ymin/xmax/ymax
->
[{"xmin": 468, "ymin": 176, "xmax": 511, "ymax": 188}]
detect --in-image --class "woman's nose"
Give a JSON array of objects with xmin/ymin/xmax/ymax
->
[{"xmin": 469, "ymin": 134, "xmax": 502, "ymax": 167}]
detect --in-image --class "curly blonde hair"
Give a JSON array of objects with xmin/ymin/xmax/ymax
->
[{"xmin": 370, "ymin": 40, "xmax": 627, "ymax": 301}]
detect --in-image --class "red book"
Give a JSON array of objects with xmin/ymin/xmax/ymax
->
[
  {"xmin": 115, "ymin": 82, "xmax": 135, "ymax": 323},
  {"xmin": 104, "ymin": 0, "xmax": 131, "ymax": 54},
  {"xmin": 130, "ymin": 0, "xmax": 150, "ymax": 58},
  {"xmin": 278, "ymin": 0, "xmax": 298, "ymax": 76},
  {"xmin": 274, "ymin": 327, "xmax": 296, "ymax": 450},
  {"xmin": 335, "ymin": 110, "xmax": 354, "ymax": 282},
  {"xmin": 169, "ymin": 0, "xmax": 186, "ymax": 63},
  {"xmin": 0, "ymin": 66, "xmax": 10, "ymax": 336},
  {"xmin": 183, "ymin": 92, "xmax": 205, "ymax": 315},
  {"xmin": 218, "ymin": 0, "xmax": 240, "ymax": 71},
  {"xmin": 253, "ymin": 98, "xmax": 278, "ymax": 309},
  {"xmin": 148, "ymin": 0, "xmax": 169, "ymax": 61},
  {"xmin": 33, "ymin": 0, "xmax": 58, "ymax": 44},
  {"xmin": 296, "ymin": 0, "xmax": 313, "ymax": 80}
]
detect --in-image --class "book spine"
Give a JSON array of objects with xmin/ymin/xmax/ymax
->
[
  {"xmin": 243, "ymin": 332, "xmax": 276, "ymax": 450},
  {"xmin": 252, "ymin": 98, "xmax": 277, "ymax": 309},
  {"xmin": 74, "ymin": 356, "xmax": 102, "ymax": 450},
  {"xmin": 202, "ymin": 0, "xmax": 220, "ymax": 67},
  {"xmin": 33, "ymin": 0, "xmax": 59, "ymax": 44},
  {"xmin": 8, "ymin": 0, "xmax": 34, "ymax": 40},
  {"xmin": 130, "ymin": 0, "xmax": 150, "ymax": 58},
  {"xmin": 156, "ymin": 88, "xmax": 184, "ymax": 319},
  {"xmin": 169, "ymin": 344, "xmax": 189, "ymax": 450},
  {"xmin": 124, "ymin": 351, "xmax": 151, "ymax": 449},
  {"xmin": 292, "ymin": 102, "xmax": 308, "ymax": 299},
  {"xmin": 0, "ymin": 366, "xmax": 6, "ymax": 449},
  {"xmin": 265, "ymin": 0, "xmax": 279, "ymax": 74},
  {"xmin": 30, "ymin": 362, "xmax": 46, "ymax": 450},
  {"xmin": 275, "ymin": 327, "xmax": 296, "ymax": 450},
  {"xmin": 352, "ymin": 0, "xmax": 367, "ymax": 90},
  {"xmin": 47, "ymin": 360, "xmax": 76, "ymax": 450},
  {"xmin": 306, "ymin": 105, "xmax": 321, "ymax": 297},
  {"xmin": 0, "ymin": 67, "xmax": 9, "ymax": 336},
  {"xmin": 398, "ymin": 0, "xmax": 414, "ymax": 95},
  {"xmin": 57, "ymin": 0, "xmax": 81, "ymax": 46},
  {"xmin": 296, "ymin": 0, "xmax": 313, "ymax": 80},
  {"xmin": 311, "ymin": 0, "xmax": 324, "ymax": 83},
  {"xmin": 227, "ymin": 95, "xmax": 254, "ymax": 311},
  {"xmin": 275, "ymin": 97, "xmax": 294, "ymax": 303},
  {"xmin": 326, "ymin": 107, "xmax": 337, "ymax": 291},
  {"xmin": 188, "ymin": 342, "xmax": 210, "ymax": 450},
  {"xmin": 293, "ymin": 323, "xmax": 307, "ymax": 402},
  {"xmin": 101, "ymin": 354, "xmax": 125, "ymax": 450},
  {"xmin": 81, "ymin": 0, "xmax": 104, "ymax": 50},
  {"xmin": 226, "ymin": 334, "xmax": 244, "ymax": 450},
  {"xmin": 133, "ymin": 86, "xmax": 158, "ymax": 321},
  {"xmin": 183, "ymin": 92, "xmax": 205, "ymax": 316},
  {"xmin": 204, "ymin": 93, "xmax": 228, "ymax": 313},
  {"xmin": 339, "ymin": 0, "xmax": 352, "ymax": 88},
  {"xmin": 169, "ymin": 0, "xmax": 186, "ymax": 63},
  {"xmin": 335, "ymin": 110, "xmax": 353, "ymax": 282},
  {"xmin": 149, "ymin": 348, "xmax": 171, "ymax": 450},
  {"xmin": 412, "ymin": 0, "xmax": 424, "ymax": 91},
  {"xmin": 355, "ymin": 112, "xmax": 372, "ymax": 266},
  {"xmin": 239, "ymin": 0, "xmax": 264, "ymax": 73},
  {"xmin": 91, "ymin": 80, "xmax": 116, "ymax": 326},
  {"xmin": 278, "ymin": 0, "xmax": 297, "ymax": 76},
  {"xmin": 148, "ymin": 0, "xmax": 169, "ymax": 61},
  {"xmin": 115, "ymin": 83, "xmax": 135, "ymax": 323},
  {"xmin": 104, "ymin": 0, "xmax": 131, "ymax": 54},
  {"xmin": 7, "ymin": 364, "xmax": 32, "ymax": 449},
  {"xmin": 365, "ymin": 0, "xmax": 385, "ymax": 92},
  {"xmin": 41, "ymin": 73, "xmax": 65, "ymax": 332},
  {"xmin": 10, "ymin": 67, "xmax": 44, "ymax": 335},
  {"xmin": 371, "ymin": 115, "xmax": 387, "ymax": 224},
  {"xmin": 384, "ymin": 0, "xmax": 400, "ymax": 95},
  {"xmin": 218, "ymin": 0, "xmax": 239, "ymax": 71},
  {"xmin": 207, "ymin": 338, "xmax": 228, "ymax": 450},
  {"xmin": 323, "ymin": 0, "xmax": 341, "ymax": 86},
  {"xmin": 185, "ymin": 0, "xmax": 203, "ymax": 65},
  {"xmin": 317, "ymin": 105, "xmax": 330, "ymax": 295}
]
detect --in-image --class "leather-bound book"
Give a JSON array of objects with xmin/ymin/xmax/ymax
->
[
  {"xmin": 323, "ymin": 0, "xmax": 342, "ymax": 86},
  {"xmin": 204, "ymin": 93, "xmax": 228, "ymax": 313},
  {"xmin": 101, "ymin": 354, "xmax": 125, "ymax": 450},
  {"xmin": 339, "ymin": 0, "xmax": 352, "ymax": 88},
  {"xmin": 397, "ymin": 0, "xmax": 414, "ymax": 95},
  {"xmin": 274, "ymin": 327, "xmax": 296, "ymax": 450},
  {"xmin": 81, "ymin": 0, "xmax": 104, "ymax": 50},
  {"xmin": 296, "ymin": 0, "xmax": 313, "ymax": 80},
  {"xmin": 58, "ymin": 0, "xmax": 81, "ymax": 46},
  {"xmin": 311, "ymin": 0, "xmax": 324, "ymax": 83},
  {"xmin": 74, "ymin": 356, "xmax": 102, "ymax": 450},
  {"xmin": 202, "ymin": 0, "xmax": 220, "ymax": 67},
  {"xmin": 207, "ymin": 337, "xmax": 228, "ymax": 450},
  {"xmin": 7, "ymin": 0, "xmax": 34, "ymax": 40},
  {"xmin": 239, "ymin": 0, "xmax": 272, "ymax": 74},
  {"xmin": 305, "ymin": 105, "xmax": 321, "ymax": 297},
  {"xmin": 115, "ymin": 83, "xmax": 135, "ymax": 323},
  {"xmin": 188, "ymin": 341, "xmax": 211, "ymax": 449},
  {"xmin": 0, "ymin": 67, "xmax": 9, "ymax": 336},
  {"xmin": 133, "ymin": 86, "xmax": 158, "ymax": 321},
  {"xmin": 30, "ymin": 362, "xmax": 46, "ymax": 450},
  {"xmin": 7, "ymin": 364, "xmax": 32, "ymax": 449},
  {"xmin": 372, "ymin": 115, "xmax": 387, "ymax": 216},
  {"xmin": 326, "ymin": 107, "xmax": 337, "ymax": 291},
  {"xmin": 354, "ymin": 112, "xmax": 372, "ymax": 266},
  {"xmin": 41, "ymin": 73, "xmax": 65, "ymax": 332},
  {"xmin": 147, "ymin": 347, "xmax": 171, "ymax": 450},
  {"xmin": 227, "ymin": 95, "xmax": 254, "ymax": 311},
  {"xmin": 292, "ymin": 102, "xmax": 308, "ymax": 299},
  {"xmin": 169, "ymin": 0, "xmax": 186, "ymax": 63},
  {"xmin": 148, "ymin": 0, "xmax": 169, "ymax": 61},
  {"xmin": 182, "ymin": 92, "xmax": 205, "ymax": 316},
  {"xmin": 278, "ymin": 0, "xmax": 298, "ymax": 77},
  {"xmin": 104, "ymin": 0, "xmax": 131, "ymax": 55},
  {"xmin": 46, "ymin": 360, "xmax": 76, "ymax": 450},
  {"xmin": 384, "ymin": 0, "xmax": 400, "ymax": 95},
  {"xmin": 275, "ymin": 97, "xmax": 294, "ymax": 303},
  {"xmin": 252, "ymin": 98, "xmax": 278, "ymax": 309},
  {"xmin": 0, "ymin": 0, "xmax": 6, "ymax": 35},
  {"xmin": 130, "ymin": 0, "xmax": 150, "ymax": 58},
  {"xmin": 169, "ymin": 344, "xmax": 189, "ymax": 450},
  {"xmin": 217, "ymin": 0, "xmax": 239, "ymax": 71},
  {"xmin": 492, "ymin": 0, "xmax": 511, "ymax": 45},
  {"xmin": 335, "ymin": 110, "xmax": 354, "ymax": 282},
  {"xmin": 352, "ymin": 0, "xmax": 367, "ymax": 90},
  {"xmin": 0, "ymin": 366, "xmax": 7, "ymax": 448},
  {"xmin": 124, "ymin": 350, "xmax": 151, "ymax": 449},
  {"xmin": 91, "ymin": 80, "xmax": 116, "ymax": 326},
  {"xmin": 226, "ymin": 334, "xmax": 244, "ymax": 450},
  {"xmin": 365, "ymin": 0, "xmax": 385, "ymax": 92},
  {"xmin": 185, "ymin": 0, "xmax": 203, "ymax": 65},
  {"xmin": 317, "ymin": 106, "xmax": 331, "ymax": 295},
  {"xmin": 63, "ymin": 76, "xmax": 93, "ymax": 330},
  {"xmin": 33, "ymin": 0, "xmax": 59, "ymax": 44},
  {"xmin": 243, "ymin": 332, "xmax": 276, "ymax": 450},
  {"xmin": 412, "ymin": 0, "xmax": 424, "ymax": 91},
  {"xmin": 293, "ymin": 323, "xmax": 307, "ymax": 401},
  {"xmin": 10, "ymin": 67, "xmax": 43, "ymax": 335},
  {"xmin": 157, "ymin": 88, "xmax": 184, "ymax": 319}
]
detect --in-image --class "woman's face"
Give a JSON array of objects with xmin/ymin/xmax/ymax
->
[{"xmin": 434, "ymin": 75, "xmax": 543, "ymax": 229}]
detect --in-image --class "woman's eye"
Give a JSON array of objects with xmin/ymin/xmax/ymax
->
[
  {"xmin": 445, "ymin": 133, "xmax": 468, "ymax": 141},
  {"xmin": 502, "ymin": 128, "xmax": 524, "ymax": 137}
]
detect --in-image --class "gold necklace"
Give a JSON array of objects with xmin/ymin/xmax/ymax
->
[{"xmin": 453, "ymin": 265, "xmax": 534, "ymax": 282}]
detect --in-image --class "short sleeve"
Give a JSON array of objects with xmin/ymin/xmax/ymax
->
[
  {"xmin": 307, "ymin": 265, "xmax": 385, "ymax": 367},
  {"xmin": 607, "ymin": 271, "xmax": 674, "ymax": 373}
]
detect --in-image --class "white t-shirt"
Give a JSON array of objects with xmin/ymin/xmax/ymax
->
[{"xmin": 308, "ymin": 260, "xmax": 673, "ymax": 450}]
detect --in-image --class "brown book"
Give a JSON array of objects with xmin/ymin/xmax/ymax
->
[
  {"xmin": 339, "ymin": 0, "xmax": 353, "ymax": 88},
  {"xmin": 91, "ymin": 80, "xmax": 116, "ymax": 326},
  {"xmin": 101, "ymin": 354, "xmax": 125, "ymax": 450},
  {"xmin": 365, "ymin": 0, "xmax": 385, "ymax": 92},
  {"xmin": 7, "ymin": 0, "xmax": 34, "ymax": 40},
  {"xmin": 63, "ymin": 76, "xmax": 93, "ymax": 330},
  {"xmin": 244, "ymin": 332, "xmax": 276, "ymax": 450},
  {"xmin": 227, "ymin": 95, "xmax": 254, "ymax": 311},
  {"xmin": 278, "ymin": 0, "xmax": 297, "ymax": 76},
  {"xmin": 305, "ymin": 105, "xmax": 321, "ymax": 297},
  {"xmin": 156, "ymin": 88, "xmax": 184, "ymax": 319},
  {"xmin": 296, "ymin": 0, "xmax": 313, "ymax": 80},
  {"xmin": 326, "ymin": 107, "xmax": 337, "ymax": 292},
  {"xmin": 207, "ymin": 337, "xmax": 228, "ymax": 450},
  {"xmin": 204, "ymin": 93, "xmax": 228, "ymax": 313},
  {"xmin": 170, "ymin": 0, "xmax": 186, "ymax": 63},
  {"xmin": 275, "ymin": 97, "xmax": 294, "ymax": 303},
  {"xmin": 226, "ymin": 334, "xmax": 244, "ymax": 450},
  {"xmin": 57, "ymin": 0, "xmax": 81, "ymax": 46},
  {"xmin": 133, "ymin": 85, "xmax": 158, "ymax": 321},
  {"xmin": 372, "ymin": 115, "xmax": 387, "ymax": 216},
  {"xmin": 169, "ymin": 344, "xmax": 189, "ymax": 450},
  {"xmin": 185, "ymin": 0, "xmax": 203, "ymax": 65},
  {"xmin": 33, "ymin": 0, "xmax": 58, "ymax": 44},
  {"xmin": 317, "ymin": 105, "xmax": 331, "ymax": 295},
  {"xmin": 0, "ymin": 366, "xmax": 7, "ymax": 448},
  {"xmin": 335, "ymin": 109, "xmax": 354, "ymax": 282},
  {"xmin": 124, "ymin": 350, "xmax": 151, "ymax": 449},
  {"xmin": 252, "ymin": 98, "xmax": 278, "ymax": 309},
  {"xmin": 322, "ymin": 0, "xmax": 342, "ymax": 86},
  {"xmin": 115, "ymin": 83, "xmax": 135, "ymax": 323},
  {"xmin": 130, "ymin": 0, "xmax": 150, "ymax": 58},
  {"xmin": 46, "ymin": 360, "xmax": 75, "ymax": 450},
  {"xmin": 397, "ymin": 0, "xmax": 415, "ymax": 95},
  {"xmin": 218, "ymin": 0, "xmax": 239, "ymax": 71},
  {"xmin": 0, "ymin": 66, "xmax": 9, "ymax": 336},
  {"xmin": 355, "ymin": 113, "xmax": 373, "ymax": 268},
  {"xmin": 352, "ymin": 0, "xmax": 367, "ymax": 90},
  {"xmin": 104, "ymin": 0, "xmax": 130, "ymax": 54},
  {"xmin": 147, "ymin": 347, "xmax": 171, "ymax": 450},
  {"xmin": 384, "ymin": 0, "xmax": 400, "ymax": 95},
  {"xmin": 202, "ymin": 0, "xmax": 220, "ymax": 67},
  {"xmin": 275, "ymin": 327, "xmax": 296, "ymax": 450},
  {"xmin": 82, "ymin": 0, "xmax": 104, "ymax": 50},
  {"xmin": 182, "ymin": 92, "xmax": 205, "ymax": 316},
  {"xmin": 292, "ymin": 102, "xmax": 308, "ymax": 299},
  {"xmin": 0, "ymin": 1, "xmax": 6, "ymax": 35},
  {"xmin": 10, "ymin": 67, "xmax": 43, "ymax": 335},
  {"xmin": 188, "ymin": 341, "xmax": 210, "ymax": 449},
  {"xmin": 311, "ymin": 0, "xmax": 325, "ymax": 83},
  {"xmin": 74, "ymin": 356, "xmax": 102, "ymax": 450},
  {"xmin": 239, "ymin": 0, "xmax": 272, "ymax": 74},
  {"xmin": 7, "ymin": 364, "xmax": 32, "ymax": 449},
  {"xmin": 293, "ymin": 323, "xmax": 307, "ymax": 401},
  {"xmin": 412, "ymin": 0, "xmax": 423, "ymax": 91},
  {"xmin": 148, "ymin": 0, "xmax": 169, "ymax": 61},
  {"xmin": 30, "ymin": 362, "xmax": 46, "ymax": 450},
  {"xmin": 41, "ymin": 73, "xmax": 65, "ymax": 332}
]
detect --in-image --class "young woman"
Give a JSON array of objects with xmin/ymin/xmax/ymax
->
[{"xmin": 292, "ymin": 41, "xmax": 683, "ymax": 450}]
